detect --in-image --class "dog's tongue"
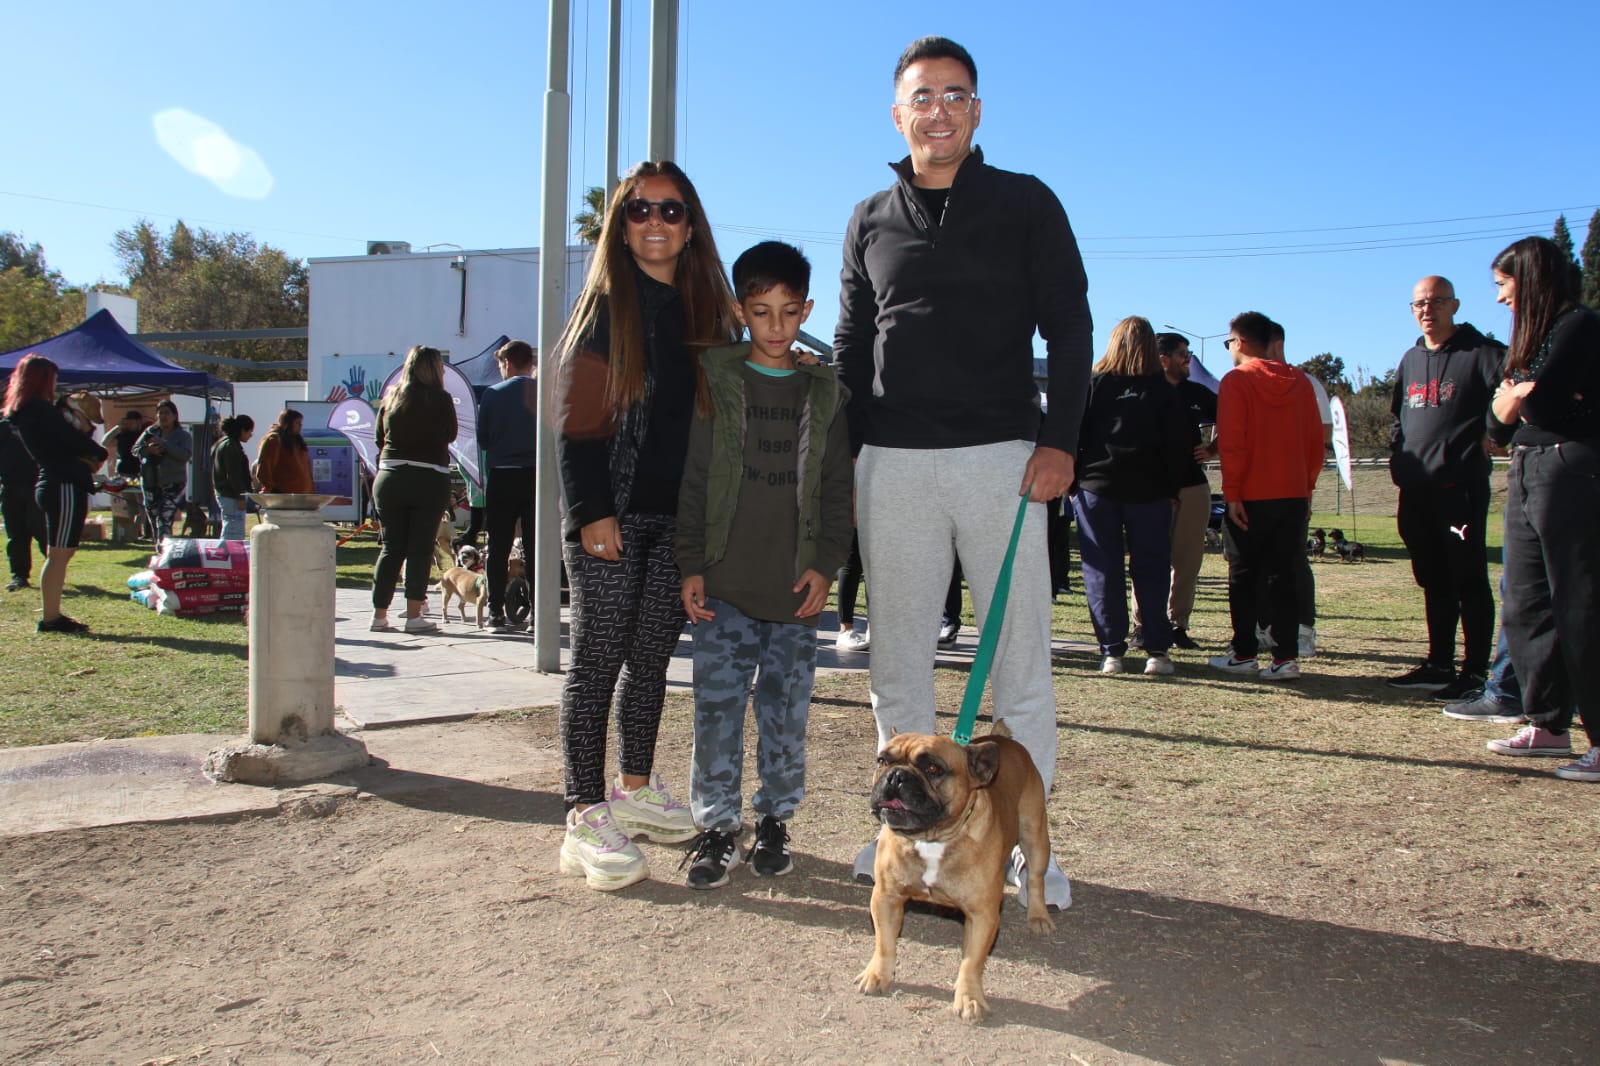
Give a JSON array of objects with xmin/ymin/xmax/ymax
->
[{"xmin": 878, "ymin": 798, "xmax": 907, "ymax": 810}]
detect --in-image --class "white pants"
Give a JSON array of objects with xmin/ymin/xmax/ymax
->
[{"xmin": 856, "ymin": 441, "xmax": 1059, "ymax": 793}]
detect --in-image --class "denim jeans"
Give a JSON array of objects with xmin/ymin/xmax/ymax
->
[
  {"xmin": 1482, "ymin": 571, "xmax": 1522, "ymax": 708},
  {"xmin": 217, "ymin": 495, "xmax": 247, "ymax": 542}
]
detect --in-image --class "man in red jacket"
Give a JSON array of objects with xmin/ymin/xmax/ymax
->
[{"xmin": 1209, "ymin": 311, "xmax": 1325, "ymax": 680}]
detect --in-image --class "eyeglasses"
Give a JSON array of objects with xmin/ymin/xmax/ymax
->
[
  {"xmin": 623, "ymin": 198, "xmax": 687, "ymax": 225},
  {"xmin": 897, "ymin": 90, "xmax": 976, "ymax": 115},
  {"xmin": 1223, "ymin": 338, "xmax": 1237, "ymax": 350},
  {"xmin": 1410, "ymin": 297, "xmax": 1455, "ymax": 310}
]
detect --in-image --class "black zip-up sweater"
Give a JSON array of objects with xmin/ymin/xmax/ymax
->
[
  {"xmin": 1388, "ymin": 322, "xmax": 1504, "ymax": 489},
  {"xmin": 1491, "ymin": 306, "xmax": 1600, "ymax": 449},
  {"xmin": 834, "ymin": 147, "xmax": 1093, "ymax": 455},
  {"xmin": 8, "ymin": 398, "xmax": 107, "ymax": 491}
]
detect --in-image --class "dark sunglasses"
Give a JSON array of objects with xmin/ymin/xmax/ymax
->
[{"xmin": 623, "ymin": 197, "xmax": 687, "ymax": 225}]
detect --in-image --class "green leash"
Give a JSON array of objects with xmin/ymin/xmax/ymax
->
[{"xmin": 951, "ymin": 486, "xmax": 1033, "ymax": 746}]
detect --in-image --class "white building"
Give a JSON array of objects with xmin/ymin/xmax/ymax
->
[{"xmin": 305, "ymin": 245, "xmax": 592, "ymax": 401}]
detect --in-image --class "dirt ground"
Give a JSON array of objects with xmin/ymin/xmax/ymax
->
[{"xmin": 2, "ymin": 667, "xmax": 1596, "ymax": 1066}]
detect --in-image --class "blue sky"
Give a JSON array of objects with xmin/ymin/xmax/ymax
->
[{"xmin": 8, "ymin": 1, "xmax": 1597, "ymax": 383}]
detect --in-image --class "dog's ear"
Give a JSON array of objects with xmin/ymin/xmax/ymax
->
[{"xmin": 966, "ymin": 741, "xmax": 1001, "ymax": 788}]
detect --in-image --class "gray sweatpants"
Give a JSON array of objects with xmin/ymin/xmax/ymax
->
[{"xmin": 856, "ymin": 441, "xmax": 1059, "ymax": 794}]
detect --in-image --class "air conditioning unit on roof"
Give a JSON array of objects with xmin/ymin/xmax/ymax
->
[{"xmin": 366, "ymin": 241, "xmax": 412, "ymax": 255}]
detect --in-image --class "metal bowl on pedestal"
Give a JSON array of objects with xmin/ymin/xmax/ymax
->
[{"xmin": 246, "ymin": 493, "xmax": 337, "ymax": 511}]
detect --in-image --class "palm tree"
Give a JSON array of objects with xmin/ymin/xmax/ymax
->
[{"xmin": 572, "ymin": 186, "xmax": 607, "ymax": 245}]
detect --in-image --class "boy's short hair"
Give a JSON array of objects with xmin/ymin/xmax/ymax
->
[
  {"xmin": 497, "ymin": 339, "xmax": 535, "ymax": 370},
  {"xmin": 1154, "ymin": 332, "xmax": 1188, "ymax": 358},
  {"xmin": 732, "ymin": 241, "xmax": 810, "ymax": 303},
  {"xmin": 1229, "ymin": 311, "xmax": 1274, "ymax": 352},
  {"xmin": 894, "ymin": 36, "xmax": 977, "ymax": 89}
]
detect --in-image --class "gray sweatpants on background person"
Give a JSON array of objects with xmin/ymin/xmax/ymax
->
[{"xmin": 855, "ymin": 440, "xmax": 1059, "ymax": 794}]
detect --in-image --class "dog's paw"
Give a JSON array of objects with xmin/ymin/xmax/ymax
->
[
  {"xmin": 855, "ymin": 965, "xmax": 893, "ymax": 996},
  {"xmin": 1027, "ymin": 912, "xmax": 1057, "ymax": 935},
  {"xmin": 951, "ymin": 990, "xmax": 991, "ymax": 1022}
]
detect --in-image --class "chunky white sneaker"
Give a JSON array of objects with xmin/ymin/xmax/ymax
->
[
  {"xmin": 559, "ymin": 803, "xmax": 648, "ymax": 891},
  {"xmin": 609, "ymin": 772, "xmax": 697, "ymax": 843},
  {"xmin": 403, "ymin": 615, "xmax": 438, "ymax": 634},
  {"xmin": 836, "ymin": 628, "xmax": 870, "ymax": 652},
  {"xmin": 1144, "ymin": 654, "xmax": 1175, "ymax": 676},
  {"xmin": 1100, "ymin": 655, "xmax": 1125, "ymax": 675},
  {"xmin": 1210, "ymin": 652, "xmax": 1259, "ymax": 675},
  {"xmin": 852, "ymin": 838, "xmax": 878, "ymax": 884},
  {"xmin": 1011, "ymin": 845, "xmax": 1073, "ymax": 912}
]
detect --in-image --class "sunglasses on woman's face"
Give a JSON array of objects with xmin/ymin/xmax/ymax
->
[{"xmin": 623, "ymin": 197, "xmax": 687, "ymax": 225}]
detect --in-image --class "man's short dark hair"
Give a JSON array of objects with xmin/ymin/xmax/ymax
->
[
  {"xmin": 497, "ymin": 339, "xmax": 535, "ymax": 370},
  {"xmin": 1155, "ymin": 332, "xmax": 1189, "ymax": 358},
  {"xmin": 1267, "ymin": 319, "xmax": 1285, "ymax": 345},
  {"xmin": 1230, "ymin": 311, "xmax": 1274, "ymax": 352},
  {"xmin": 122, "ymin": 410, "xmax": 144, "ymax": 422},
  {"xmin": 893, "ymin": 36, "xmax": 977, "ymax": 89},
  {"xmin": 732, "ymin": 241, "xmax": 811, "ymax": 303}
]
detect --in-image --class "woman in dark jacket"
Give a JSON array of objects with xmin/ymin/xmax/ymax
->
[
  {"xmin": 552, "ymin": 161, "xmax": 739, "ymax": 890},
  {"xmin": 370, "ymin": 345, "xmax": 457, "ymax": 634},
  {"xmin": 133, "ymin": 399, "xmax": 192, "ymax": 541},
  {"xmin": 211, "ymin": 414, "xmax": 255, "ymax": 541},
  {"xmin": 2, "ymin": 354, "xmax": 108, "ymax": 633},
  {"xmin": 1071, "ymin": 316, "xmax": 1192, "ymax": 676},
  {"xmin": 1483, "ymin": 236, "xmax": 1600, "ymax": 782}
]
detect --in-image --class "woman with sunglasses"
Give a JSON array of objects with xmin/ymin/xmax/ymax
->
[
  {"xmin": 553, "ymin": 161, "xmax": 739, "ymax": 889},
  {"xmin": 1483, "ymin": 236, "xmax": 1600, "ymax": 782}
]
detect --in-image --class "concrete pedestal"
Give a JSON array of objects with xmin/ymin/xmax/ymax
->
[{"xmin": 206, "ymin": 504, "xmax": 368, "ymax": 784}]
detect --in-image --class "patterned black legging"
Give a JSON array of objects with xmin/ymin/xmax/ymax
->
[
  {"xmin": 144, "ymin": 482, "xmax": 186, "ymax": 541},
  {"xmin": 559, "ymin": 512, "xmax": 686, "ymax": 807}
]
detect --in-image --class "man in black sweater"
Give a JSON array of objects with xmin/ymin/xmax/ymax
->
[
  {"xmin": 834, "ymin": 35, "xmax": 1092, "ymax": 910},
  {"xmin": 1388, "ymin": 275, "xmax": 1505, "ymax": 698}
]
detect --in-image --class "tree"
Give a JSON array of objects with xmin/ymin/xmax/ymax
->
[
  {"xmin": 113, "ymin": 219, "xmax": 308, "ymax": 381},
  {"xmin": 1581, "ymin": 208, "xmax": 1600, "ymax": 311},
  {"xmin": 0, "ymin": 232, "xmax": 83, "ymax": 353},
  {"xmin": 1297, "ymin": 352, "xmax": 1349, "ymax": 396},
  {"xmin": 1553, "ymin": 214, "xmax": 1578, "ymax": 269},
  {"xmin": 1341, "ymin": 367, "xmax": 1397, "ymax": 458},
  {"xmin": 572, "ymin": 186, "xmax": 607, "ymax": 245}
]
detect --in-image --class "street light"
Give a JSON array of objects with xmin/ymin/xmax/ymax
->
[{"xmin": 1162, "ymin": 324, "xmax": 1228, "ymax": 371}]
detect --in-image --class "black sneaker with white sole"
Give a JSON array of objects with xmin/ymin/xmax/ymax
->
[
  {"xmin": 682, "ymin": 829, "xmax": 741, "ymax": 890},
  {"xmin": 1169, "ymin": 625, "xmax": 1200, "ymax": 651},
  {"xmin": 1388, "ymin": 661, "xmax": 1455, "ymax": 690},
  {"xmin": 750, "ymin": 815, "xmax": 793, "ymax": 877}
]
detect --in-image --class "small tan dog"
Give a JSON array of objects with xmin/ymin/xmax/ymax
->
[
  {"xmin": 857, "ymin": 721, "xmax": 1056, "ymax": 1021},
  {"xmin": 438, "ymin": 566, "xmax": 487, "ymax": 627}
]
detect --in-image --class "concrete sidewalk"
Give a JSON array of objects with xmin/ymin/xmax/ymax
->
[{"xmin": 1, "ymin": 586, "xmax": 1091, "ymax": 839}]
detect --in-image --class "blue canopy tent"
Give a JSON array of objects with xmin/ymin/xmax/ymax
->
[
  {"xmin": 449, "ymin": 334, "xmax": 513, "ymax": 393},
  {"xmin": 0, "ymin": 309, "xmax": 232, "ymax": 400}
]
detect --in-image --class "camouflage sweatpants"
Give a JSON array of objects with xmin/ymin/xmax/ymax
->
[{"xmin": 689, "ymin": 597, "xmax": 816, "ymax": 833}]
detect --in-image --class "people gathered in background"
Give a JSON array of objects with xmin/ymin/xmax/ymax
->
[
  {"xmin": 211, "ymin": 414, "xmax": 255, "ymax": 542},
  {"xmin": 134, "ymin": 399, "xmax": 192, "ymax": 542}
]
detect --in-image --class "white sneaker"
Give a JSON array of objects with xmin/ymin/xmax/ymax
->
[
  {"xmin": 559, "ymin": 803, "xmax": 649, "ymax": 891},
  {"xmin": 1144, "ymin": 653, "xmax": 1175, "ymax": 675},
  {"xmin": 1260, "ymin": 659, "xmax": 1301, "ymax": 681},
  {"xmin": 1210, "ymin": 652, "xmax": 1259, "ymax": 675},
  {"xmin": 608, "ymin": 772, "xmax": 697, "ymax": 843},
  {"xmin": 1100, "ymin": 655, "xmax": 1124, "ymax": 675},
  {"xmin": 403, "ymin": 615, "xmax": 438, "ymax": 634},
  {"xmin": 853, "ymin": 838, "xmax": 878, "ymax": 884},
  {"xmin": 836, "ymin": 628, "xmax": 870, "ymax": 652},
  {"xmin": 370, "ymin": 613, "xmax": 394, "ymax": 632},
  {"xmin": 1011, "ymin": 845, "xmax": 1073, "ymax": 912},
  {"xmin": 1298, "ymin": 624, "xmax": 1317, "ymax": 659}
]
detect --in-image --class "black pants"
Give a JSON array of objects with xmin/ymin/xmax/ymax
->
[
  {"xmin": 372, "ymin": 465, "xmax": 452, "ymax": 607},
  {"xmin": 485, "ymin": 465, "xmax": 536, "ymax": 614},
  {"xmin": 1223, "ymin": 498, "xmax": 1307, "ymax": 662},
  {"xmin": 559, "ymin": 513, "xmax": 685, "ymax": 806},
  {"xmin": 836, "ymin": 531, "xmax": 865, "ymax": 627},
  {"xmin": 1397, "ymin": 478, "xmax": 1494, "ymax": 673},
  {"xmin": 2, "ymin": 475, "xmax": 45, "ymax": 581},
  {"xmin": 1502, "ymin": 443, "xmax": 1600, "ymax": 745}
]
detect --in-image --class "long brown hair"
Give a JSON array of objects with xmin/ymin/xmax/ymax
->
[
  {"xmin": 266, "ymin": 408, "xmax": 306, "ymax": 452},
  {"xmin": 1493, "ymin": 236, "xmax": 1581, "ymax": 375},
  {"xmin": 1093, "ymin": 316, "xmax": 1160, "ymax": 376},
  {"xmin": 2, "ymin": 354, "xmax": 57, "ymax": 416},
  {"xmin": 555, "ymin": 161, "xmax": 737, "ymax": 414}
]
